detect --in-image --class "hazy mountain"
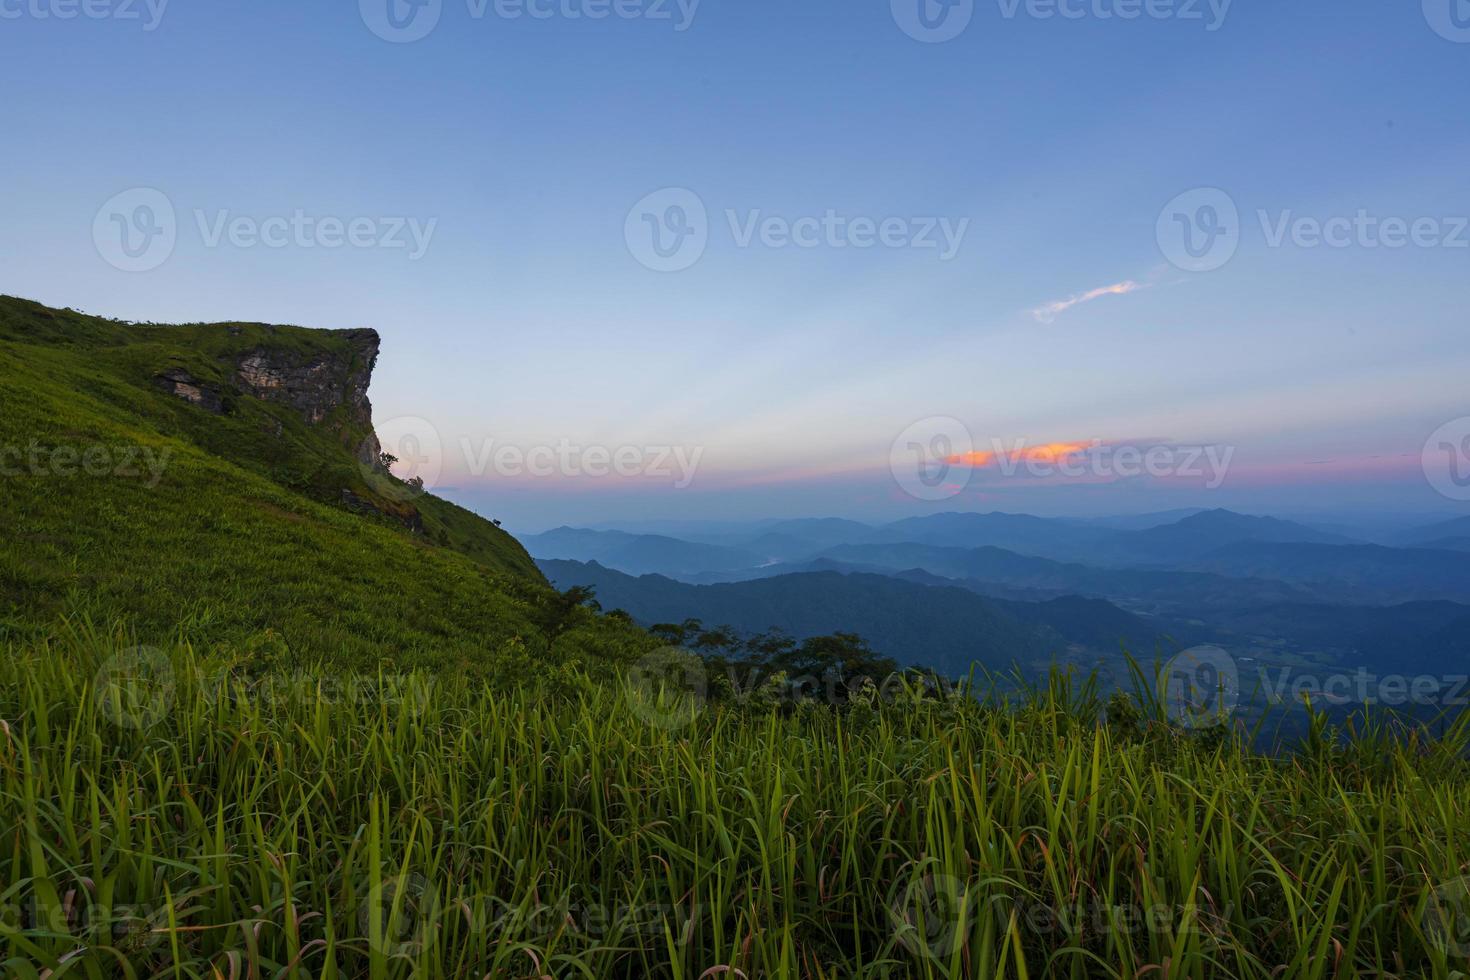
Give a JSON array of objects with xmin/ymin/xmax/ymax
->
[
  {"xmin": 690, "ymin": 518, "xmax": 880, "ymax": 560},
  {"xmin": 1081, "ymin": 509, "xmax": 1208, "ymax": 531},
  {"xmin": 538, "ymin": 560, "xmax": 1168, "ymax": 676},
  {"xmin": 872, "ymin": 511, "xmax": 1122, "ymax": 562},
  {"xmin": 1398, "ymin": 516, "xmax": 1470, "ymax": 547},
  {"xmin": 1416, "ymin": 538, "xmax": 1470, "ymax": 553},
  {"xmin": 1113, "ymin": 509, "xmax": 1356, "ymax": 563},
  {"xmin": 524, "ymin": 527, "xmax": 763, "ymax": 579},
  {"xmin": 817, "ymin": 541, "xmax": 1321, "ymax": 611},
  {"xmin": 1189, "ymin": 542, "xmax": 1470, "ymax": 604}
]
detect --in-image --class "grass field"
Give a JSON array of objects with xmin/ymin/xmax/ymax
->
[{"xmin": 3, "ymin": 629, "xmax": 1469, "ymax": 979}]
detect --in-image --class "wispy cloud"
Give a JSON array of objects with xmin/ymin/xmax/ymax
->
[{"xmin": 1031, "ymin": 280, "xmax": 1145, "ymax": 323}]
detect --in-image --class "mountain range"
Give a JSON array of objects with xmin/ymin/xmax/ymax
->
[{"xmin": 527, "ymin": 506, "xmax": 1470, "ymax": 679}]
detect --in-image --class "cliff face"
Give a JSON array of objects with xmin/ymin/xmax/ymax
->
[
  {"xmin": 234, "ymin": 329, "xmax": 380, "ymax": 429},
  {"xmin": 153, "ymin": 327, "xmax": 383, "ymax": 464},
  {"xmin": 234, "ymin": 329, "xmax": 382, "ymax": 463}
]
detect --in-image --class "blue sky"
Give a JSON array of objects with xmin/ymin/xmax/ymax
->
[{"xmin": 2, "ymin": 0, "xmax": 1467, "ymax": 530}]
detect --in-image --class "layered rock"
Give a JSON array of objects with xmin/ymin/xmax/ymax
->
[
  {"xmin": 234, "ymin": 328, "xmax": 379, "ymax": 429},
  {"xmin": 154, "ymin": 367, "xmax": 224, "ymax": 414},
  {"xmin": 155, "ymin": 327, "xmax": 382, "ymax": 462}
]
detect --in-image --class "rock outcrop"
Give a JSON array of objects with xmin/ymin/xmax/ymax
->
[
  {"xmin": 155, "ymin": 368, "xmax": 225, "ymax": 414},
  {"xmin": 155, "ymin": 327, "xmax": 382, "ymax": 463},
  {"xmin": 234, "ymin": 329, "xmax": 379, "ymax": 427}
]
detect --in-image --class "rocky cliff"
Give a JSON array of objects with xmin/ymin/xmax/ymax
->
[
  {"xmin": 154, "ymin": 326, "xmax": 383, "ymax": 463},
  {"xmin": 234, "ymin": 329, "xmax": 380, "ymax": 428}
]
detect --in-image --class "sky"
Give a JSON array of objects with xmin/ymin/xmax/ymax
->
[{"xmin": 1, "ymin": 0, "xmax": 1467, "ymax": 532}]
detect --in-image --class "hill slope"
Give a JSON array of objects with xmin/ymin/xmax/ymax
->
[{"xmin": 0, "ymin": 296, "xmax": 647, "ymax": 672}]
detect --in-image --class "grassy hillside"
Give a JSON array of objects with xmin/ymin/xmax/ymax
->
[{"xmin": 0, "ymin": 296, "xmax": 649, "ymax": 674}]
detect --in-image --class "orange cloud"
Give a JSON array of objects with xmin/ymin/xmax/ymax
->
[{"xmin": 947, "ymin": 441, "xmax": 1093, "ymax": 467}]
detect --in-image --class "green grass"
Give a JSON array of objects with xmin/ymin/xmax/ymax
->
[{"xmin": 2, "ymin": 630, "xmax": 1469, "ymax": 979}]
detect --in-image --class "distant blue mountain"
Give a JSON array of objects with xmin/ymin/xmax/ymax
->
[{"xmin": 523, "ymin": 527, "xmax": 763, "ymax": 579}]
